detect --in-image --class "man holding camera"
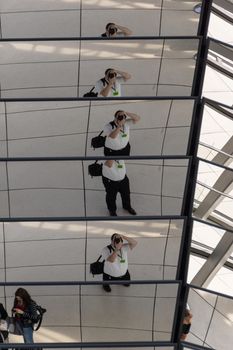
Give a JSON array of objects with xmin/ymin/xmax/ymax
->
[
  {"xmin": 104, "ymin": 110, "xmax": 140, "ymax": 156},
  {"xmin": 102, "ymin": 233, "xmax": 137, "ymax": 292},
  {"xmin": 102, "ymin": 159, "xmax": 136, "ymax": 216},
  {"xmin": 95, "ymin": 68, "xmax": 131, "ymax": 97},
  {"xmin": 101, "ymin": 23, "xmax": 132, "ymax": 37}
]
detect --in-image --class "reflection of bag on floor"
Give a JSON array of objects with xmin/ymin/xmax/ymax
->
[
  {"xmin": 88, "ymin": 161, "xmax": 103, "ymax": 177},
  {"xmin": 90, "ymin": 245, "xmax": 113, "ymax": 276},
  {"xmin": 83, "ymin": 87, "xmax": 98, "ymax": 98},
  {"xmin": 91, "ymin": 131, "xmax": 106, "ymax": 149}
]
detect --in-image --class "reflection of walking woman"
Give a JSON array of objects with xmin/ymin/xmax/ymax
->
[{"xmin": 12, "ymin": 288, "xmax": 38, "ymax": 344}]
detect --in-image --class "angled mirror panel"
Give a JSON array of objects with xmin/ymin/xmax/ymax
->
[
  {"xmin": 203, "ymin": 65, "xmax": 233, "ymax": 106},
  {"xmin": 0, "ymin": 219, "xmax": 184, "ymax": 282},
  {"xmin": 198, "ymin": 102, "xmax": 233, "ymax": 169},
  {"xmin": 194, "ymin": 160, "xmax": 233, "ymax": 221},
  {"xmin": 2, "ymin": 282, "xmax": 179, "ymax": 343},
  {"xmin": 0, "ymin": 158, "xmax": 189, "ymax": 218},
  {"xmin": 81, "ymin": 282, "xmax": 179, "ymax": 342},
  {"xmin": 0, "ymin": 39, "xmax": 199, "ymax": 98},
  {"xmin": 0, "ymin": 0, "xmax": 202, "ymax": 38},
  {"xmin": 187, "ymin": 286, "xmax": 233, "ymax": 350},
  {"xmin": 0, "ymin": 99, "xmax": 195, "ymax": 157},
  {"xmin": 209, "ymin": 11, "xmax": 233, "ymax": 44}
]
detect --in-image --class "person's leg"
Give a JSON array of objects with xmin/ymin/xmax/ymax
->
[
  {"xmin": 103, "ymin": 272, "xmax": 112, "ymax": 292},
  {"xmin": 120, "ymin": 270, "xmax": 131, "ymax": 287},
  {"xmin": 120, "ymin": 176, "xmax": 131, "ymax": 209},
  {"xmin": 102, "ymin": 177, "xmax": 118, "ymax": 215},
  {"xmin": 22, "ymin": 326, "xmax": 34, "ymax": 343}
]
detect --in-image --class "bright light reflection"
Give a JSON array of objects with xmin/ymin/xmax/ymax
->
[
  {"xmin": 35, "ymin": 45, "xmax": 55, "ymax": 53},
  {"xmin": 60, "ymin": 48, "xmax": 79, "ymax": 55},
  {"xmin": 12, "ymin": 43, "xmax": 34, "ymax": 51}
]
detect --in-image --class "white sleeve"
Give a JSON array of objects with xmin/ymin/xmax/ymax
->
[
  {"xmin": 103, "ymin": 123, "xmax": 114, "ymax": 136},
  {"xmin": 95, "ymin": 79, "xmax": 104, "ymax": 94},
  {"xmin": 101, "ymin": 246, "xmax": 112, "ymax": 260}
]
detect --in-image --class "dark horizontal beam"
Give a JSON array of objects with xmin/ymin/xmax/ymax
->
[
  {"xmin": 0, "ymin": 96, "xmax": 198, "ymax": 102},
  {"xmin": 0, "ymin": 215, "xmax": 187, "ymax": 223},
  {"xmin": 0, "ymin": 279, "xmax": 181, "ymax": 286},
  {"xmin": 0, "ymin": 341, "xmax": 177, "ymax": 349},
  {"xmin": 0, "ymin": 155, "xmax": 191, "ymax": 161},
  {"xmin": 0, "ymin": 35, "xmax": 202, "ymax": 42}
]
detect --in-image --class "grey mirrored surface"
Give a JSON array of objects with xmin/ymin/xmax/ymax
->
[
  {"xmin": 0, "ymin": 158, "xmax": 189, "ymax": 218},
  {"xmin": 0, "ymin": 0, "xmax": 202, "ymax": 38},
  {"xmin": 0, "ymin": 99, "xmax": 195, "ymax": 157},
  {"xmin": 0, "ymin": 219, "xmax": 184, "ymax": 282},
  {"xmin": 1, "ymin": 282, "xmax": 179, "ymax": 342},
  {"xmin": 187, "ymin": 286, "xmax": 233, "ymax": 350},
  {"xmin": 0, "ymin": 39, "xmax": 199, "ymax": 98}
]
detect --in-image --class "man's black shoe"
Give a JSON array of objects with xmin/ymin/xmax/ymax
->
[
  {"xmin": 124, "ymin": 207, "xmax": 137, "ymax": 215},
  {"xmin": 103, "ymin": 284, "xmax": 111, "ymax": 292},
  {"xmin": 109, "ymin": 211, "xmax": 117, "ymax": 216}
]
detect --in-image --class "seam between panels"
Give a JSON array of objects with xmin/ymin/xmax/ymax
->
[
  {"xmin": 2, "ymin": 223, "xmax": 7, "ymax": 303},
  {"xmin": 162, "ymin": 219, "xmax": 171, "ymax": 280},
  {"xmin": 151, "ymin": 284, "xmax": 158, "ymax": 341},
  {"xmin": 203, "ymin": 295, "xmax": 218, "ymax": 346}
]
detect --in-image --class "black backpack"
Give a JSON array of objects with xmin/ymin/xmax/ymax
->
[
  {"xmin": 83, "ymin": 87, "xmax": 98, "ymax": 98},
  {"xmin": 33, "ymin": 304, "xmax": 47, "ymax": 331},
  {"xmin": 88, "ymin": 160, "xmax": 103, "ymax": 177},
  {"xmin": 90, "ymin": 245, "xmax": 113, "ymax": 276},
  {"xmin": 91, "ymin": 121, "xmax": 115, "ymax": 150},
  {"xmin": 83, "ymin": 78, "xmax": 106, "ymax": 98}
]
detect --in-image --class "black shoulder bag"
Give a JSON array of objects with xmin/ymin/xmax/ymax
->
[
  {"xmin": 88, "ymin": 160, "xmax": 103, "ymax": 177},
  {"xmin": 90, "ymin": 245, "xmax": 113, "ymax": 276}
]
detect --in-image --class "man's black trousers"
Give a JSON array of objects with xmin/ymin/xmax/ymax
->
[{"xmin": 102, "ymin": 175, "xmax": 131, "ymax": 212}]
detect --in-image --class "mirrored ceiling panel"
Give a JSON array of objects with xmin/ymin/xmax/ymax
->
[
  {"xmin": 0, "ymin": 0, "xmax": 202, "ymax": 38},
  {"xmin": 198, "ymin": 101, "xmax": 233, "ymax": 169},
  {"xmin": 0, "ymin": 39, "xmax": 199, "ymax": 98},
  {"xmin": 0, "ymin": 99, "xmax": 195, "ymax": 158},
  {"xmin": 194, "ymin": 160, "xmax": 233, "ymax": 222},
  {"xmin": 2, "ymin": 282, "xmax": 179, "ymax": 343},
  {"xmin": 0, "ymin": 219, "xmax": 184, "ymax": 282},
  {"xmin": 0, "ymin": 158, "xmax": 189, "ymax": 218},
  {"xmin": 187, "ymin": 286, "xmax": 233, "ymax": 350}
]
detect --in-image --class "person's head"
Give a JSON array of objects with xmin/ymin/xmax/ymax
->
[
  {"xmin": 14, "ymin": 288, "xmax": 31, "ymax": 307},
  {"xmin": 114, "ymin": 110, "xmax": 127, "ymax": 124},
  {"xmin": 111, "ymin": 233, "xmax": 123, "ymax": 249},
  {"xmin": 184, "ymin": 309, "xmax": 192, "ymax": 320},
  {"xmin": 106, "ymin": 23, "xmax": 118, "ymax": 37},
  {"xmin": 105, "ymin": 68, "xmax": 117, "ymax": 81}
]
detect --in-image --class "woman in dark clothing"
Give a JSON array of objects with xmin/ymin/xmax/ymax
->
[{"xmin": 12, "ymin": 288, "xmax": 38, "ymax": 344}]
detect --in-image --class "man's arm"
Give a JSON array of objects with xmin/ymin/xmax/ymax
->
[
  {"xmin": 104, "ymin": 159, "xmax": 114, "ymax": 168},
  {"xmin": 116, "ymin": 24, "xmax": 132, "ymax": 36},
  {"xmin": 125, "ymin": 111, "xmax": 140, "ymax": 124},
  {"xmin": 115, "ymin": 69, "xmax": 131, "ymax": 81},
  {"xmin": 121, "ymin": 234, "xmax": 137, "ymax": 250}
]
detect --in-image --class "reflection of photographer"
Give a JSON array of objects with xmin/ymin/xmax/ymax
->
[
  {"xmin": 102, "ymin": 159, "xmax": 136, "ymax": 216},
  {"xmin": 102, "ymin": 233, "xmax": 137, "ymax": 292},
  {"xmin": 95, "ymin": 68, "xmax": 131, "ymax": 97},
  {"xmin": 104, "ymin": 110, "xmax": 140, "ymax": 156},
  {"xmin": 101, "ymin": 23, "xmax": 132, "ymax": 37}
]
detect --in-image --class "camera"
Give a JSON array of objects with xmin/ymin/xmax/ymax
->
[
  {"xmin": 108, "ymin": 26, "xmax": 117, "ymax": 36},
  {"xmin": 114, "ymin": 237, "xmax": 123, "ymax": 244},
  {"xmin": 108, "ymin": 72, "xmax": 117, "ymax": 80},
  {"xmin": 117, "ymin": 114, "xmax": 126, "ymax": 121}
]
